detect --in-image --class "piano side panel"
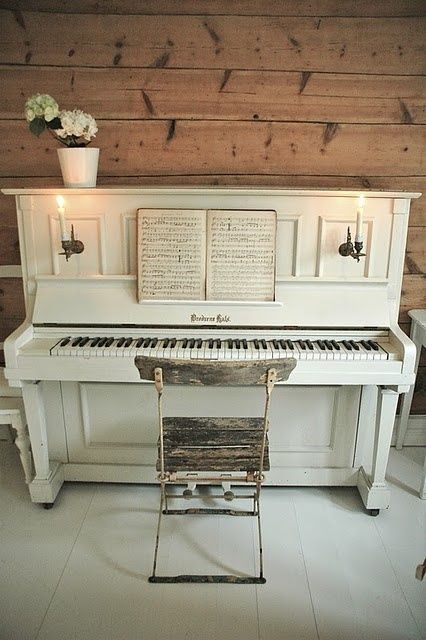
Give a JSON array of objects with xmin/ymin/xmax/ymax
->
[{"xmin": 59, "ymin": 382, "xmax": 359, "ymax": 474}]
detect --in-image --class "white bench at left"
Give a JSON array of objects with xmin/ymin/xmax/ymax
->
[{"xmin": 0, "ymin": 397, "xmax": 32, "ymax": 484}]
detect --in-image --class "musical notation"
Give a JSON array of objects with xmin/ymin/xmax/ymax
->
[
  {"xmin": 137, "ymin": 209, "xmax": 206, "ymax": 301},
  {"xmin": 207, "ymin": 210, "xmax": 276, "ymax": 301},
  {"xmin": 137, "ymin": 208, "xmax": 277, "ymax": 302}
]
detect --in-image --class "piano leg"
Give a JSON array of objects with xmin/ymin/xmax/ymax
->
[
  {"xmin": 357, "ymin": 386, "xmax": 399, "ymax": 514},
  {"xmin": 21, "ymin": 381, "xmax": 64, "ymax": 506}
]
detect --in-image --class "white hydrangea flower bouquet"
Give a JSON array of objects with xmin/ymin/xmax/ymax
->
[{"xmin": 25, "ymin": 93, "xmax": 98, "ymax": 147}]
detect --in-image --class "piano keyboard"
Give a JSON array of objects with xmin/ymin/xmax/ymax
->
[{"xmin": 50, "ymin": 336, "xmax": 390, "ymax": 361}]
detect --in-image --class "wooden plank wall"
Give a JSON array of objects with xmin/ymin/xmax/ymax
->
[{"xmin": 0, "ymin": 1, "xmax": 424, "ymax": 409}]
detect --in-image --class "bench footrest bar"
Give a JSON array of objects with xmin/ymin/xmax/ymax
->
[
  {"xmin": 149, "ymin": 575, "xmax": 266, "ymax": 584},
  {"xmin": 163, "ymin": 508, "xmax": 255, "ymax": 516}
]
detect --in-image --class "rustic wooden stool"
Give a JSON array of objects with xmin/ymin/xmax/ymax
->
[{"xmin": 135, "ymin": 356, "xmax": 296, "ymax": 584}]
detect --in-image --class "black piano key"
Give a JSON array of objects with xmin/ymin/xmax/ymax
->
[
  {"xmin": 124, "ymin": 338, "xmax": 133, "ymax": 347},
  {"xmin": 254, "ymin": 339, "xmax": 260, "ymax": 350},
  {"xmin": 317, "ymin": 340, "xmax": 326, "ymax": 350},
  {"xmin": 349, "ymin": 340, "xmax": 360, "ymax": 351},
  {"xmin": 188, "ymin": 339, "xmax": 195, "ymax": 349},
  {"xmin": 116, "ymin": 338, "xmax": 125, "ymax": 348},
  {"xmin": 331, "ymin": 340, "xmax": 340, "ymax": 350},
  {"xmin": 298, "ymin": 340, "xmax": 306, "ymax": 350},
  {"xmin": 286, "ymin": 340, "xmax": 294, "ymax": 350},
  {"xmin": 89, "ymin": 337, "xmax": 101, "ymax": 347},
  {"xmin": 272, "ymin": 339, "xmax": 280, "ymax": 349},
  {"xmin": 215, "ymin": 339, "xmax": 221, "ymax": 349},
  {"xmin": 196, "ymin": 338, "xmax": 203, "ymax": 348},
  {"xmin": 170, "ymin": 338, "xmax": 177, "ymax": 348},
  {"xmin": 71, "ymin": 337, "xmax": 83, "ymax": 347},
  {"xmin": 361, "ymin": 340, "xmax": 372, "ymax": 350},
  {"xmin": 242, "ymin": 339, "xmax": 248, "ymax": 349},
  {"xmin": 368, "ymin": 340, "xmax": 379, "ymax": 351},
  {"xmin": 324, "ymin": 340, "xmax": 333, "ymax": 351},
  {"xmin": 342, "ymin": 340, "xmax": 352, "ymax": 350},
  {"xmin": 150, "ymin": 338, "xmax": 158, "ymax": 347},
  {"xmin": 135, "ymin": 338, "xmax": 144, "ymax": 348},
  {"xmin": 306, "ymin": 340, "xmax": 314, "ymax": 350},
  {"xmin": 228, "ymin": 339, "xmax": 233, "ymax": 349},
  {"xmin": 142, "ymin": 337, "xmax": 151, "ymax": 348},
  {"xmin": 279, "ymin": 339, "xmax": 286, "ymax": 349},
  {"xmin": 78, "ymin": 337, "xmax": 90, "ymax": 347},
  {"xmin": 208, "ymin": 339, "xmax": 214, "ymax": 349},
  {"xmin": 60, "ymin": 337, "xmax": 71, "ymax": 347},
  {"xmin": 104, "ymin": 338, "xmax": 114, "ymax": 347},
  {"xmin": 260, "ymin": 339, "xmax": 267, "ymax": 349},
  {"xmin": 161, "ymin": 338, "xmax": 169, "ymax": 348},
  {"xmin": 97, "ymin": 337, "xmax": 108, "ymax": 347},
  {"xmin": 182, "ymin": 339, "xmax": 188, "ymax": 349},
  {"xmin": 235, "ymin": 339, "xmax": 241, "ymax": 349}
]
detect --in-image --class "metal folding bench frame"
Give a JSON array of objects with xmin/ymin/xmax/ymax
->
[{"xmin": 135, "ymin": 357, "xmax": 296, "ymax": 584}]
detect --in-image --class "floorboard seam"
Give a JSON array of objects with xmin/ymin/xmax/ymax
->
[
  {"xmin": 373, "ymin": 502, "xmax": 424, "ymax": 639},
  {"xmin": 292, "ymin": 498, "xmax": 321, "ymax": 640},
  {"xmin": 34, "ymin": 485, "xmax": 98, "ymax": 640}
]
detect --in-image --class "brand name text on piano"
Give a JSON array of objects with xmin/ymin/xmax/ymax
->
[{"xmin": 190, "ymin": 313, "xmax": 231, "ymax": 324}]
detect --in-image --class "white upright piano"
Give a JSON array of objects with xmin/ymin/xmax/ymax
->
[{"xmin": 2, "ymin": 187, "xmax": 421, "ymax": 513}]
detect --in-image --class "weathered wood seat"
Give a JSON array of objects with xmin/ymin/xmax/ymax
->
[
  {"xmin": 159, "ymin": 416, "xmax": 270, "ymax": 472},
  {"xmin": 134, "ymin": 355, "xmax": 296, "ymax": 584}
]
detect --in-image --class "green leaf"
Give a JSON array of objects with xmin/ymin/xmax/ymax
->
[
  {"xmin": 46, "ymin": 117, "xmax": 61, "ymax": 129},
  {"xmin": 29, "ymin": 118, "xmax": 46, "ymax": 136}
]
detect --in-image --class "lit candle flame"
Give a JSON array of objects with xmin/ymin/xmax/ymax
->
[
  {"xmin": 56, "ymin": 195, "xmax": 65, "ymax": 209},
  {"xmin": 358, "ymin": 194, "xmax": 365, "ymax": 208}
]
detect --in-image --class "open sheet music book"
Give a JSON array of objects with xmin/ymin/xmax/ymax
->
[{"xmin": 137, "ymin": 208, "xmax": 277, "ymax": 302}]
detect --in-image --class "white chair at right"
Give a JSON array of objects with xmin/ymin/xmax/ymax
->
[{"xmin": 395, "ymin": 309, "xmax": 426, "ymax": 499}]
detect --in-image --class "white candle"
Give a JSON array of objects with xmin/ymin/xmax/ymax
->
[
  {"xmin": 56, "ymin": 195, "xmax": 70, "ymax": 241},
  {"xmin": 355, "ymin": 194, "xmax": 365, "ymax": 242}
]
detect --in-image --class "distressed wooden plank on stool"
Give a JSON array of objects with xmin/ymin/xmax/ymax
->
[
  {"xmin": 135, "ymin": 356, "xmax": 296, "ymax": 386},
  {"xmin": 160, "ymin": 416, "xmax": 270, "ymax": 472}
]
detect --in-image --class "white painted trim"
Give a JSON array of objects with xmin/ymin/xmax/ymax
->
[{"xmin": 2, "ymin": 187, "xmax": 422, "ymax": 199}]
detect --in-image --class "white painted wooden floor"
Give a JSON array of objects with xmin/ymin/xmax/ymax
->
[{"xmin": 0, "ymin": 444, "xmax": 425, "ymax": 640}]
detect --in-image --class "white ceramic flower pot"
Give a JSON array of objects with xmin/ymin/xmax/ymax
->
[{"xmin": 57, "ymin": 147, "xmax": 99, "ymax": 188}]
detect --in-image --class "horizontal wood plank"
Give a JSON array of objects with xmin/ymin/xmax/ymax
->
[
  {"xmin": 0, "ymin": 277, "xmax": 25, "ymax": 342},
  {"xmin": 0, "ymin": 227, "xmax": 20, "ymax": 266},
  {"xmin": 404, "ymin": 227, "xmax": 426, "ymax": 274},
  {"xmin": 1, "ymin": 11, "xmax": 425, "ymax": 73},
  {"xmin": 2, "ymin": 1, "xmax": 426, "ymax": 17},
  {"xmin": 399, "ymin": 274, "xmax": 426, "ymax": 323},
  {"xmin": 2, "ymin": 66, "xmax": 425, "ymax": 124},
  {"xmin": 0, "ymin": 121, "xmax": 424, "ymax": 177}
]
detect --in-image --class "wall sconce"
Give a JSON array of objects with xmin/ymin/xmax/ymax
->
[
  {"xmin": 56, "ymin": 195, "xmax": 84, "ymax": 261},
  {"xmin": 338, "ymin": 195, "xmax": 366, "ymax": 262}
]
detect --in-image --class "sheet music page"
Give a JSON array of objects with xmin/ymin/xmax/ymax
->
[
  {"xmin": 206, "ymin": 210, "xmax": 276, "ymax": 301},
  {"xmin": 137, "ymin": 209, "xmax": 206, "ymax": 301}
]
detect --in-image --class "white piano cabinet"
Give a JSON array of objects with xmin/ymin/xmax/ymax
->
[
  {"xmin": 2, "ymin": 186, "xmax": 421, "ymax": 510},
  {"xmin": 56, "ymin": 382, "xmax": 359, "ymax": 484}
]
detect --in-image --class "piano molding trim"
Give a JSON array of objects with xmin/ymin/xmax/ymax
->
[{"xmin": 1, "ymin": 188, "xmax": 422, "ymax": 198}]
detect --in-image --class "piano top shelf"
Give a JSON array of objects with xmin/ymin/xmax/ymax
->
[{"xmin": 1, "ymin": 187, "xmax": 422, "ymax": 199}]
